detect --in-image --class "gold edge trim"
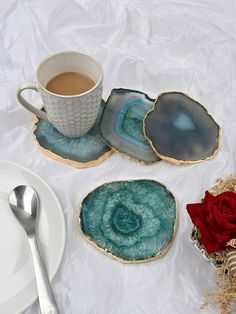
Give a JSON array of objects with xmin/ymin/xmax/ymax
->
[
  {"xmin": 143, "ymin": 91, "xmax": 221, "ymax": 165},
  {"xmin": 32, "ymin": 114, "xmax": 113, "ymax": 169},
  {"xmin": 103, "ymin": 141, "xmax": 162, "ymax": 166},
  {"xmin": 77, "ymin": 179, "xmax": 178, "ymax": 263}
]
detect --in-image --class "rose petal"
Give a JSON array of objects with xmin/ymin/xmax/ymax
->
[
  {"xmin": 213, "ymin": 204, "xmax": 236, "ymax": 230},
  {"xmin": 187, "ymin": 203, "xmax": 206, "ymax": 227}
]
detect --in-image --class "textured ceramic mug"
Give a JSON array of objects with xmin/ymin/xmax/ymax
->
[{"xmin": 17, "ymin": 51, "xmax": 103, "ymax": 137}]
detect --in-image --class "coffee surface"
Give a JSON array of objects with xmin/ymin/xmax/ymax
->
[{"xmin": 46, "ymin": 72, "xmax": 95, "ymax": 95}]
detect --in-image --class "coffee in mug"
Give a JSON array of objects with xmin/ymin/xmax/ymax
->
[{"xmin": 46, "ymin": 72, "xmax": 96, "ymax": 96}]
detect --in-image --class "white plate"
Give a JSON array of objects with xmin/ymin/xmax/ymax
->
[{"xmin": 0, "ymin": 160, "xmax": 66, "ymax": 314}]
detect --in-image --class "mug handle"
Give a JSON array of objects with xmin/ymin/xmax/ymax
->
[{"xmin": 17, "ymin": 82, "xmax": 49, "ymax": 121}]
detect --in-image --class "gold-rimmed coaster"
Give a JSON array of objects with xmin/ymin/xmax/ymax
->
[
  {"xmin": 100, "ymin": 89, "xmax": 160, "ymax": 164},
  {"xmin": 78, "ymin": 179, "xmax": 177, "ymax": 263},
  {"xmin": 144, "ymin": 92, "xmax": 220, "ymax": 165},
  {"xmin": 33, "ymin": 103, "xmax": 113, "ymax": 168}
]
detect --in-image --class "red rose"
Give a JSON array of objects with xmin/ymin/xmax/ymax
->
[{"xmin": 187, "ymin": 191, "xmax": 236, "ymax": 254}]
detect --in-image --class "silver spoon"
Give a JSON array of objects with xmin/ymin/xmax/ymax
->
[{"xmin": 9, "ymin": 185, "xmax": 59, "ymax": 314}]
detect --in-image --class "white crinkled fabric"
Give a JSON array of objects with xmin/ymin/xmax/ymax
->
[{"xmin": 1, "ymin": 0, "xmax": 236, "ymax": 313}]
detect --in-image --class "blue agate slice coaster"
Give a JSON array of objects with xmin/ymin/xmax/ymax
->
[
  {"xmin": 33, "ymin": 101, "xmax": 112, "ymax": 168},
  {"xmin": 100, "ymin": 89, "xmax": 160, "ymax": 164},
  {"xmin": 79, "ymin": 180, "xmax": 177, "ymax": 263},
  {"xmin": 144, "ymin": 92, "xmax": 220, "ymax": 165}
]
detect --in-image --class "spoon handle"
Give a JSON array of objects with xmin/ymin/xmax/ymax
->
[{"xmin": 28, "ymin": 236, "xmax": 59, "ymax": 314}]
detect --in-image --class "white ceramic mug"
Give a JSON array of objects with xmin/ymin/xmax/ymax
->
[{"xmin": 17, "ymin": 51, "xmax": 103, "ymax": 137}]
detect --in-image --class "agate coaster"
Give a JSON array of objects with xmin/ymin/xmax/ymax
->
[
  {"xmin": 33, "ymin": 102, "xmax": 112, "ymax": 168},
  {"xmin": 144, "ymin": 92, "xmax": 220, "ymax": 165},
  {"xmin": 100, "ymin": 89, "xmax": 160, "ymax": 164},
  {"xmin": 79, "ymin": 179, "xmax": 177, "ymax": 263}
]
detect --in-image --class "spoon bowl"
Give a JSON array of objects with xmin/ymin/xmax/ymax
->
[{"xmin": 9, "ymin": 185, "xmax": 39, "ymax": 236}]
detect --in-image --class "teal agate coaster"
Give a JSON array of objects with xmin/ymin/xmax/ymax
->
[
  {"xmin": 79, "ymin": 180, "xmax": 177, "ymax": 263},
  {"xmin": 144, "ymin": 92, "xmax": 220, "ymax": 165},
  {"xmin": 33, "ymin": 102, "xmax": 113, "ymax": 168},
  {"xmin": 100, "ymin": 89, "xmax": 160, "ymax": 164}
]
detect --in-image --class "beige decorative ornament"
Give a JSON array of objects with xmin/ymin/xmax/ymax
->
[{"xmin": 226, "ymin": 240, "xmax": 236, "ymax": 278}]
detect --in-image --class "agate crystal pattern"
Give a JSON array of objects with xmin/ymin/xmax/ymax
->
[
  {"xmin": 79, "ymin": 180, "xmax": 177, "ymax": 262},
  {"xmin": 144, "ymin": 92, "xmax": 220, "ymax": 164},
  {"xmin": 100, "ymin": 89, "xmax": 160, "ymax": 163},
  {"xmin": 33, "ymin": 102, "xmax": 112, "ymax": 167}
]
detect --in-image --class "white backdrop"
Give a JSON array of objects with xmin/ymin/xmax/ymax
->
[{"xmin": 1, "ymin": 0, "xmax": 236, "ymax": 313}]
